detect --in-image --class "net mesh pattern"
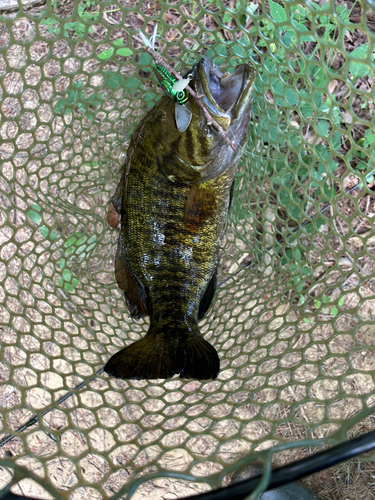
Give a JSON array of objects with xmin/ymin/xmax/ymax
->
[{"xmin": 1, "ymin": 0, "xmax": 375, "ymax": 498}]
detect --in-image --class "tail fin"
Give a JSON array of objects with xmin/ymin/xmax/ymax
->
[{"xmin": 104, "ymin": 324, "xmax": 220, "ymax": 380}]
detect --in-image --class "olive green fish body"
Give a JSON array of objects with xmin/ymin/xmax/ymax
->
[{"xmin": 105, "ymin": 58, "xmax": 255, "ymax": 380}]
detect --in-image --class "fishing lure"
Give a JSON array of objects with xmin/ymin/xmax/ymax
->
[
  {"xmin": 138, "ymin": 24, "xmax": 236, "ymax": 150},
  {"xmin": 153, "ymin": 63, "xmax": 193, "ymax": 133}
]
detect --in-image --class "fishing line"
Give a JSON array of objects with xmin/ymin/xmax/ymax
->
[{"xmin": 0, "ymin": 369, "xmax": 104, "ymax": 449}]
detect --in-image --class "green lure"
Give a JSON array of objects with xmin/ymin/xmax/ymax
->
[
  {"xmin": 153, "ymin": 63, "xmax": 192, "ymax": 132},
  {"xmin": 153, "ymin": 63, "xmax": 189, "ymax": 104}
]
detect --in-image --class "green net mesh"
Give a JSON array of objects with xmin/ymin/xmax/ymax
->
[{"xmin": 1, "ymin": 0, "xmax": 375, "ymax": 498}]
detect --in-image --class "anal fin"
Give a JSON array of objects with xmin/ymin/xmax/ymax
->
[{"xmin": 198, "ymin": 269, "xmax": 217, "ymax": 320}]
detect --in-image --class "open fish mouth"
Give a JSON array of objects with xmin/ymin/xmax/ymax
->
[{"xmin": 197, "ymin": 57, "xmax": 255, "ymax": 119}]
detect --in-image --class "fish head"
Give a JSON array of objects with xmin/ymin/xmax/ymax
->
[
  {"xmin": 195, "ymin": 57, "xmax": 255, "ymax": 141},
  {"xmin": 157, "ymin": 57, "xmax": 256, "ymax": 180}
]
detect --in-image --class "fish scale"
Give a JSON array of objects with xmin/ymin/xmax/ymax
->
[{"xmin": 126, "ymin": 167, "xmax": 234, "ymax": 321}]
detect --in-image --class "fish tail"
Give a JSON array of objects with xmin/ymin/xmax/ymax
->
[{"xmin": 104, "ymin": 324, "xmax": 220, "ymax": 380}]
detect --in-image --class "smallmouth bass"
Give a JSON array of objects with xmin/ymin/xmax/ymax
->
[{"xmin": 104, "ymin": 57, "xmax": 255, "ymax": 380}]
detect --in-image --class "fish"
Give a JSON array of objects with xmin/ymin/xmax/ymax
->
[{"xmin": 104, "ymin": 57, "xmax": 255, "ymax": 380}]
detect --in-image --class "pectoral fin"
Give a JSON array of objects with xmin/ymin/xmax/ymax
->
[
  {"xmin": 184, "ymin": 184, "xmax": 216, "ymax": 233},
  {"xmin": 106, "ymin": 169, "xmax": 126, "ymax": 229},
  {"xmin": 107, "ymin": 201, "xmax": 120, "ymax": 229},
  {"xmin": 115, "ymin": 232, "xmax": 148, "ymax": 319}
]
